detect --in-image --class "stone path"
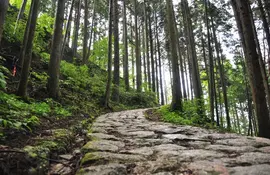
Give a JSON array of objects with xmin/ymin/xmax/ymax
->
[{"xmin": 77, "ymin": 109, "xmax": 270, "ymax": 175}]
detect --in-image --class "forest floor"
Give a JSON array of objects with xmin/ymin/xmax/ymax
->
[{"xmin": 73, "ymin": 109, "xmax": 270, "ymax": 175}]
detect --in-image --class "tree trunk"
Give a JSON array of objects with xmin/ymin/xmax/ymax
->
[
  {"xmin": 82, "ymin": 0, "xmax": 89, "ymax": 64},
  {"xmin": 123, "ymin": 0, "xmax": 129, "ymax": 91},
  {"xmin": 149, "ymin": 13, "xmax": 156, "ymax": 93},
  {"xmin": 182, "ymin": 0, "xmax": 204, "ymax": 115},
  {"xmin": 17, "ymin": 0, "xmax": 40, "ymax": 97},
  {"xmin": 47, "ymin": 0, "xmax": 65, "ymax": 99},
  {"xmin": 104, "ymin": 0, "xmax": 113, "ymax": 107},
  {"xmin": 86, "ymin": 0, "xmax": 96, "ymax": 59},
  {"xmin": 249, "ymin": 4, "xmax": 270, "ymax": 113},
  {"xmin": 211, "ymin": 16, "xmax": 231, "ymax": 129},
  {"xmin": 258, "ymin": 0, "xmax": 270, "ymax": 74},
  {"xmin": 231, "ymin": 0, "xmax": 270, "ymax": 138},
  {"xmin": 144, "ymin": 0, "xmax": 151, "ymax": 91},
  {"xmin": 14, "ymin": 0, "xmax": 27, "ymax": 34},
  {"xmin": 18, "ymin": 0, "xmax": 35, "ymax": 67},
  {"xmin": 176, "ymin": 25, "xmax": 187, "ymax": 100},
  {"xmin": 111, "ymin": 0, "xmax": 120, "ymax": 102},
  {"xmin": 205, "ymin": 0, "xmax": 215, "ymax": 124},
  {"xmin": 166, "ymin": 0, "xmax": 182, "ymax": 111},
  {"xmin": 134, "ymin": 0, "xmax": 142, "ymax": 92},
  {"xmin": 262, "ymin": 0, "xmax": 270, "ymax": 25},
  {"xmin": 156, "ymin": 18, "xmax": 165, "ymax": 105},
  {"xmin": 72, "ymin": 0, "xmax": 81, "ymax": 58},
  {"xmin": 62, "ymin": 0, "xmax": 75, "ymax": 57},
  {"xmin": 142, "ymin": 22, "xmax": 147, "ymax": 91},
  {"xmin": 51, "ymin": 0, "xmax": 57, "ymax": 17},
  {"xmin": 0, "ymin": 0, "xmax": 8, "ymax": 46}
]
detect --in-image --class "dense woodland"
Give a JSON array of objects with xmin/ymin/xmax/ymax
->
[{"xmin": 1, "ymin": 0, "xmax": 270, "ymax": 155}]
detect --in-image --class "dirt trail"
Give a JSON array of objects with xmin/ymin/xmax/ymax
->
[{"xmin": 77, "ymin": 109, "xmax": 270, "ymax": 175}]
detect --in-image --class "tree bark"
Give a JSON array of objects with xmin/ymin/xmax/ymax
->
[
  {"xmin": 82, "ymin": 0, "xmax": 89, "ymax": 64},
  {"xmin": 205, "ymin": 0, "xmax": 215, "ymax": 124},
  {"xmin": 144, "ymin": 0, "xmax": 151, "ymax": 91},
  {"xmin": 72, "ymin": 0, "xmax": 81, "ymax": 58},
  {"xmin": 134, "ymin": 0, "xmax": 142, "ymax": 92},
  {"xmin": 257, "ymin": 0, "xmax": 270, "ymax": 74},
  {"xmin": 14, "ymin": 0, "xmax": 27, "ymax": 34},
  {"xmin": 166, "ymin": 0, "xmax": 182, "ymax": 111},
  {"xmin": 62, "ymin": 0, "xmax": 75, "ymax": 57},
  {"xmin": 111, "ymin": 0, "xmax": 120, "ymax": 102},
  {"xmin": 123, "ymin": 0, "xmax": 129, "ymax": 91},
  {"xmin": 211, "ymin": 16, "xmax": 231, "ymax": 129},
  {"xmin": 47, "ymin": 0, "xmax": 65, "ymax": 99},
  {"xmin": 231, "ymin": 0, "xmax": 270, "ymax": 138},
  {"xmin": 86, "ymin": 0, "xmax": 96, "ymax": 59},
  {"xmin": 104, "ymin": 0, "xmax": 113, "ymax": 107},
  {"xmin": 149, "ymin": 13, "xmax": 156, "ymax": 93},
  {"xmin": 0, "ymin": 0, "xmax": 9, "ymax": 46},
  {"xmin": 155, "ymin": 17, "xmax": 165, "ymax": 105},
  {"xmin": 182, "ymin": 0, "xmax": 204, "ymax": 116},
  {"xmin": 17, "ymin": 0, "xmax": 40, "ymax": 97}
]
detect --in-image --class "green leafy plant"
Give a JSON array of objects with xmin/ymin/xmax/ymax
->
[{"xmin": 157, "ymin": 99, "xmax": 211, "ymax": 127}]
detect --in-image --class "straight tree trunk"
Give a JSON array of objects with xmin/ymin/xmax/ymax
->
[
  {"xmin": 72, "ymin": 0, "xmax": 81, "ymax": 58},
  {"xmin": 156, "ymin": 19, "xmax": 165, "ymax": 105},
  {"xmin": 258, "ymin": 0, "xmax": 270, "ymax": 74},
  {"xmin": 144, "ymin": 0, "xmax": 151, "ymax": 90},
  {"xmin": 47, "ymin": 0, "xmax": 65, "ymax": 99},
  {"xmin": 176, "ymin": 27, "xmax": 187, "ymax": 100},
  {"xmin": 262, "ymin": 0, "xmax": 270, "ymax": 25},
  {"xmin": 134, "ymin": 0, "xmax": 142, "ymax": 92},
  {"xmin": 17, "ymin": 0, "xmax": 40, "ymax": 97},
  {"xmin": 181, "ymin": 0, "xmax": 203, "ymax": 114},
  {"xmin": 123, "ymin": 0, "xmax": 129, "ymax": 91},
  {"xmin": 104, "ymin": 0, "xmax": 113, "ymax": 107},
  {"xmin": 211, "ymin": 16, "xmax": 231, "ymax": 129},
  {"xmin": 166, "ymin": 0, "xmax": 182, "ymax": 111},
  {"xmin": 149, "ymin": 13, "xmax": 156, "ymax": 92},
  {"xmin": 231, "ymin": 0, "xmax": 270, "ymax": 138},
  {"xmin": 249, "ymin": 4, "xmax": 270, "ymax": 112},
  {"xmin": 82, "ymin": 0, "xmax": 89, "ymax": 64},
  {"xmin": 18, "ymin": 0, "xmax": 35, "ymax": 67},
  {"xmin": 62, "ymin": 0, "xmax": 75, "ymax": 57},
  {"xmin": 14, "ymin": 0, "xmax": 27, "ymax": 34},
  {"xmin": 111, "ymin": 0, "xmax": 120, "ymax": 102},
  {"xmin": 86, "ymin": 0, "xmax": 96, "ymax": 59},
  {"xmin": 0, "ymin": 0, "xmax": 9, "ymax": 45},
  {"xmin": 142, "ymin": 22, "xmax": 147, "ymax": 91},
  {"xmin": 205, "ymin": 0, "xmax": 215, "ymax": 124}
]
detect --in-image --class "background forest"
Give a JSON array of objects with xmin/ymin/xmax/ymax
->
[{"xmin": 1, "ymin": 0, "xmax": 270, "ymax": 171}]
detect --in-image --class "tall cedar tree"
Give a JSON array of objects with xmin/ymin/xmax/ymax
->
[
  {"xmin": 144, "ymin": 0, "xmax": 151, "ymax": 91},
  {"xmin": 231, "ymin": 0, "xmax": 270, "ymax": 138},
  {"xmin": 82, "ymin": 0, "xmax": 89, "ymax": 64},
  {"xmin": 0, "ymin": 0, "xmax": 9, "ymax": 45},
  {"xmin": 166, "ymin": 0, "xmax": 182, "ymax": 111},
  {"xmin": 62, "ymin": 0, "xmax": 75, "ymax": 57},
  {"xmin": 123, "ymin": 0, "xmax": 129, "ymax": 91},
  {"xmin": 14, "ymin": 0, "xmax": 28, "ymax": 34},
  {"xmin": 104, "ymin": 0, "xmax": 113, "ymax": 107},
  {"xmin": 17, "ymin": 0, "xmax": 40, "ymax": 97},
  {"xmin": 134, "ymin": 0, "xmax": 142, "ymax": 92},
  {"xmin": 181, "ymin": 0, "xmax": 204, "ymax": 116},
  {"xmin": 48, "ymin": 0, "xmax": 65, "ymax": 99},
  {"xmin": 72, "ymin": 0, "xmax": 81, "ymax": 58},
  {"xmin": 204, "ymin": 0, "xmax": 215, "ymax": 124},
  {"xmin": 112, "ymin": 0, "xmax": 120, "ymax": 102}
]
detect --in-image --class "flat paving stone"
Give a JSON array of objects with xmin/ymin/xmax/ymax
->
[{"xmin": 77, "ymin": 109, "xmax": 270, "ymax": 175}]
